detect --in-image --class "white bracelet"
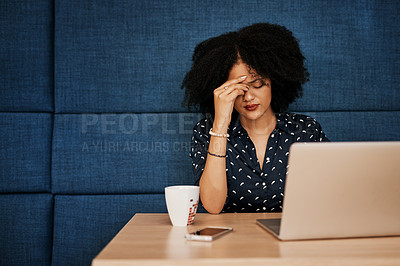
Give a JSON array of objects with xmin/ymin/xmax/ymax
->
[{"xmin": 209, "ymin": 128, "xmax": 230, "ymax": 138}]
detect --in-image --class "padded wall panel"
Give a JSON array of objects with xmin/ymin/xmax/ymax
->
[
  {"xmin": 52, "ymin": 194, "xmax": 167, "ymax": 266},
  {"xmin": 52, "ymin": 113, "xmax": 202, "ymax": 194},
  {"xmin": 52, "ymin": 111, "xmax": 399, "ymax": 194},
  {"xmin": 289, "ymin": 1, "xmax": 400, "ymax": 112},
  {"xmin": 0, "ymin": 194, "xmax": 52, "ymax": 266},
  {"xmin": 55, "ymin": 0, "xmax": 399, "ymax": 113},
  {"xmin": 306, "ymin": 111, "xmax": 400, "ymax": 141},
  {"xmin": 0, "ymin": 0, "xmax": 53, "ymax": 112},
  {"xmin": 0, "ymin": 113, "xmax": 52, "ymax": 192}
]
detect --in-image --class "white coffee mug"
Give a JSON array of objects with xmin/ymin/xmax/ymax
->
[{"xmin": 165, "ymin": 185, "xmax": 199, "ymax": 226}]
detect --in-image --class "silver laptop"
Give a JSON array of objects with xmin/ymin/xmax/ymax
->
[{"xmin": 257, "ymin": 141, "xmax": 400, "ymax": 241}]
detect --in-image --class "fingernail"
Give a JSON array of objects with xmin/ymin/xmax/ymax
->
[{"xmin": 240, "ymin": 75, "xmax": 247, "ymax": 80}]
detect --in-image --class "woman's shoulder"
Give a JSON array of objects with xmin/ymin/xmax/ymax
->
[
  {"xmin": 277, "ymin": 112, "xmax": 328, "ymax": 141},
  {"xmin": 277, "ymin": 112, "xmax": 322, "ymax": 126}
]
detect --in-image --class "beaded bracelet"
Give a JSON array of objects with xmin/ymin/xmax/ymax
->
[
  {"xmin": 209, "ymin": 128, "xmax": 230, "ymax": 138},
  {"xmin": 207, "ymin": 151, "xmax": 227, "ymax": 158}
]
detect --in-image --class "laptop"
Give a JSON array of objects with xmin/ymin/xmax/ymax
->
[{"xmin": 257, "ymin": 141, "xmax": 400, "ymax": 241}]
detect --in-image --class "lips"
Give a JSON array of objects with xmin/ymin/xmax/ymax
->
[{"xmin": 245, "ymin": 104, "xmax": 259, "ymax": 111}]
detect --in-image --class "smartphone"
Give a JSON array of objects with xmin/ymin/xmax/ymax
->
[{"xmin": 185, "ymin": 226, "xmax": 233, "ymax": 241}]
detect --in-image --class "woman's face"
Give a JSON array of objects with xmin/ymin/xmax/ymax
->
[{"xmin": 229, "ymin": 60, "xmax": 274, "ymax": 122}]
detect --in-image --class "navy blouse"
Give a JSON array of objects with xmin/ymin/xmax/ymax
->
[{"xmin": 190, "ymin": 112, "xmax": 329, "ymax": 213}]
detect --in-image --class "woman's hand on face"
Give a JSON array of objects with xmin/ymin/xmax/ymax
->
[{"xmin": 213, "ymin": 75, "xmax": 248, "ymax": 131}]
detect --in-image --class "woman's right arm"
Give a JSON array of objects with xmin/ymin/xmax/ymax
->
[{"xmin": 199, "ymin": 76, "xmax": 248, "ymax": 214}]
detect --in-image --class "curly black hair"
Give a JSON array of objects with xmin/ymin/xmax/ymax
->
[{"xmin": 181, "ymin": 23, "xmax": 309, "ymax": 115}]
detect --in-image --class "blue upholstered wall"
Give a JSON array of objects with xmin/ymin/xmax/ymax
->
[{"xmin": 1, "ymin": 0, "xmax": 399, "ymax": 265}]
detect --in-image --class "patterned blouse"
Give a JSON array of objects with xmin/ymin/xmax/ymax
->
[{"xmin": 190, "ymin": 112, "xmax": 329, "ymax": 213}]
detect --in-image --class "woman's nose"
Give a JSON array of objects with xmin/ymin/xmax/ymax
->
[{"xmin": 243, "ymin": 89, "xmax": 255, "ymax": 102}]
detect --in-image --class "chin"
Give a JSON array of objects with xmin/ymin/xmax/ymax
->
[{"xmin": 239, "ymin": 111, "xmax": 263, "ymax": 121}]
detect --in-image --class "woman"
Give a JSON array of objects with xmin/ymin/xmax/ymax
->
[{"xmin": 181, "ymin": 23, "xmax": 329, "ymax": 214}]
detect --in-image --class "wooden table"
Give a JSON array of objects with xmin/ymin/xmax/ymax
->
[{"xmin": 92, "ymin": 213, "xmax": 400, "ymax": 265}]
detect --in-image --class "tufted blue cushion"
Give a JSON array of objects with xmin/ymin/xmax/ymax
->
[
  {"xmin": 52, "ymin": 113, "xmax": 200, "ymax": 194},
  {"xmin": 51, "ymin": 111, "xmax": 399, "ymax": 195},
  {"xmin": 54, "ymin": 0, "xmax": 399, "ymax": 113},
  {"xmin": 304, "ymin": 111, "xmax": 400, "ymax": 141},
  {"xmin": 0, "ymin": 0, "xmax": 53, "ymax": 112},
  {"xmin": 52, "ymin": 194, "xmax": 167, "ymax": 266},
  {"xmin": 0, "ymin": 113, "xmax": 52, "ymax": 192},
  {"xmin": 0, "ymin": 194, "xmax": 52, "ymax": 266}
]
